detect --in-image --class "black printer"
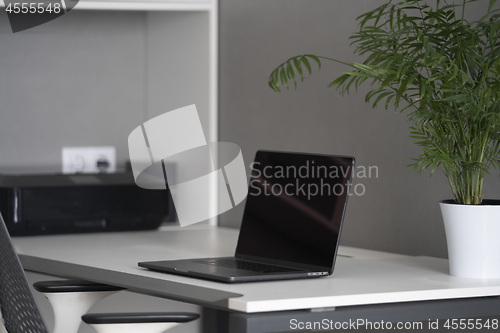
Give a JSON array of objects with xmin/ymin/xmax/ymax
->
[{"xmin": 0, "ymin": 172, "xmax": 173, "ymax": 236}]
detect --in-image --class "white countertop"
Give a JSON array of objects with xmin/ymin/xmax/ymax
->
[{"xmin": 13, "ymin": 225, "xmax": 500, "ymax": 313}]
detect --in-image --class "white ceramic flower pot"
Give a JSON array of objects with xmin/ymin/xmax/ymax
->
[{"xmin": 440, "ymin": 200, "xmax": 500, "ymax": 279}]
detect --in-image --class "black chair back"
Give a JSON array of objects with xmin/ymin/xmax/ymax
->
[{"xmin": 0, "ymin": 213, "xmax": 48, "ymax": 333}]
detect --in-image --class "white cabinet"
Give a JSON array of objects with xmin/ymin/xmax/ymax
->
[
  {"xmin": 0, "ymin": 0, "xmax": 217, "ymax": 172},
  {"xmin": 67, "ymin": 0, "xmax": 218, "ymax": 143},
  {"xmin": 0, "ymin": 0, "xmax": 218, "ymax": 224},
  {"xmin": 72, "ymin": 0, "xmax": 218, "ymax": 140}
]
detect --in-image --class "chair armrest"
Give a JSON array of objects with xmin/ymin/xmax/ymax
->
[
  {"xmin": 33, "ymin": 280, "xmax": 124, "ymax": 293},
  {"xmin": 82, "ymin": 312, "xmax": 200, "ymax": 324}
]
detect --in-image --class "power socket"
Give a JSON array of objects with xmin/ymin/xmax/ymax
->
[{"xmin": 62, "ymin": 146, "xmax": 116, "ymax": 174}]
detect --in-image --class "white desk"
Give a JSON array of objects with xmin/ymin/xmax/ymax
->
[{"xmin": 13, "ymin": 226, "xmax": 500, "ymax": 333}]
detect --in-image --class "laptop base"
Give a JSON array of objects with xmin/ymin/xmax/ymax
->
[{"xmin": 139, "ymin": 257, "xmax": 327, "ymax": 283}]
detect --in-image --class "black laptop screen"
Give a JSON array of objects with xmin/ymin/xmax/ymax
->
[{"xmin": 235, "ymin": 151, "xmax": 354, "ymax": 270}]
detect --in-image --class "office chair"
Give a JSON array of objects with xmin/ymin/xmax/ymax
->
[
  {"xmin": 33, "ymin": 280, "xmax": 124, "ymax": 333},
  {"xmin": 0, "ymin": 212, "xmax": 199, "ymax": 333}
]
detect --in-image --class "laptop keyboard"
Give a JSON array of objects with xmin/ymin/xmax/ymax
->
[{"xmin": 196, "ymin": 258, "xmax": 302, "ymax": 273}]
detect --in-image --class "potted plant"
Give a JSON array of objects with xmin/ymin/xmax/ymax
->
[{"xmin": 268, "ymin": 0, "xmax": 500, "ymax": 278}]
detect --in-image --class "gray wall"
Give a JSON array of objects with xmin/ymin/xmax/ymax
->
[
  {"xmin": 218, "ymin": 0, "xmax": 500, "ymax": 258},
  {"xmin": 0, "ymin": 1, "xmax": 499, "ymax": 259}
]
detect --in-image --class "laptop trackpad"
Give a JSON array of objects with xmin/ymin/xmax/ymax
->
[
  {"xmin": 174, "ymin": 260, "xmax": 267, "ymax": 276},
  {"xmin": 142, "ymin": 259, "xmax": 291, "ymax": 278}
]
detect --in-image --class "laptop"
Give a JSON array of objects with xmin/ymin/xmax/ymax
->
[{"xmin": 139, "ymin": 150, "xmax": 355, "ymax": 283}]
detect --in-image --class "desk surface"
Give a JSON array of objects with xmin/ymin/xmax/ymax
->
[{"xmin": 13, "ymin": 226, "xmax": 500, "ymax": 313}]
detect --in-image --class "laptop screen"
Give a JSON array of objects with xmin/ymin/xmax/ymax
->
[{"xmin": 235, "ymin": 151, "xmax": 354, "ymax": 270}]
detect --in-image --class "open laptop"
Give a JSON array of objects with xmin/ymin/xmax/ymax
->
[{"xmin": 139, "ymin": 150, "xmax": 355, "ymax": 283}]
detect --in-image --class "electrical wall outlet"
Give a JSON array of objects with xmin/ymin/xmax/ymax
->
[{"xmin": 62, "ymin": 146, "xmax": 116, "ymax": 174}]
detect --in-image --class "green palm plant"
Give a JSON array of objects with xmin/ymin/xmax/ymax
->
[{"xmin": 269, "ymin": 0, "xmax": 500, "ymax": 205}]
